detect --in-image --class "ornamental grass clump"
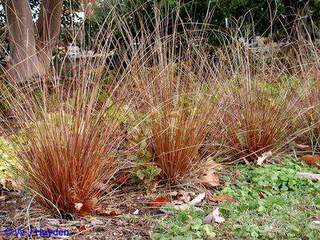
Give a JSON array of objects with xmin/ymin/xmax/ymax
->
[
  {"xmin": 293, "ymin": 41, "xmax": 320, "ymax": 154},
  {"xmin": 135, "ymin": 66, "xmax": 216, "ymax": 182},
  {"xmin": 121, "ymin": 14, "xmax": 218, "ymax": 182},
  {"xmin": 298, "ymin": 84, "xmax": 320, "ymax": 154},
  {"xmin": 205, "ymin": 30, "xmax": 307, "ymax": 163},
  {"xmin": 217, "ymin": 81, "xmax": 300, "ymax": 163},
  {"xmin": 3, "ymin": 72, "xmax": 129, "ymax": 217}
]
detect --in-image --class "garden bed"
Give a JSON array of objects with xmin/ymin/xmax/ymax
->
[{"xmin": 1, "ymin": 157, "xmax": 319, "ymax": 239}]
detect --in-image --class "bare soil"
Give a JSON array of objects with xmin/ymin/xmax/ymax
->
[
  {"xmin": 0, "ymin": 184, "xmax": 208, "ymax": 240},
  {"xmin": 0, "ymin": 189, "xmax": 156, "ymax": 239}
]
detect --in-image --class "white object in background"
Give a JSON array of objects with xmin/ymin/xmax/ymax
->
[
  {"xmin": 239, "ymin": 37, "xmax": 250, "ymax": 47},
  {"xmin": 67, "ymin": 44, "xmax": 81, "ymax": 59},
  {"xmin": 225, "ymin": 18, "xmax": 229, "ymax": 28}
]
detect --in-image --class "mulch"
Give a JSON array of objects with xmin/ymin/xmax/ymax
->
[
  {"xmin": 0, "ymin": 184, "xmax": 204, "ymax": 239},
  {"xmin": 0, "ymin": 189, "xmax": 155, "ymax": 239}
]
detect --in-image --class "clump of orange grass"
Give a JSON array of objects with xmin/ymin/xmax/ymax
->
[
  {"xmin": 203, "ymin": 26, "xmax": 309, "ymax": 163},
  {"xmin": 119, "ymin": 12, "xmax": 218, "ymax": 182},
  {"xmin": 135, "ymin": 66, "xmax": 216, "ymax": 182},
  {"xmin": 291, "ymin": 40, "xmax": 320, "ymax": 154},
  {"xmin": 3, "ymin": 71, "xmax": 129, "ymax": 217},
  {"xmin": 131, "ymin": 67, "xmax": 217, "ymax": 182},
  {"xmin": 0, "ymin": 21, "xmax": 132, "ymax": 217},
  {"xmin": 297, "ymin": 81, "xmax": 320, "ymax": 154},
  {"xmin": 217, "ymin": 80, "xmax": 301, "ymax": 163}
]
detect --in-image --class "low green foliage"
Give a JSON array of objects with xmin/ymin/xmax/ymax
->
[
  {"xmin": 151, "ymin": 208, "xmax": 216, "ymax": 240},
  {"xmin": 132, "ymin": 165, "xmax": 161, "ymax": 185},
  {"xmin": 100, "ymin": 98, "xmax": 135, "ymax": 125},
  {"xmin": 217, "ymin": 159, "xmax": 320, "ymax": 239},
  {"xmin": 0, "ymin": 136, "xmax": 18, "ymax": 180},
  {"xmin": 151, "ymin": 158, "xmax": 320, "ymax": 239},
  {"xmin": 129, "ymin": 138, "xmax": 162, "ymax": 187}
]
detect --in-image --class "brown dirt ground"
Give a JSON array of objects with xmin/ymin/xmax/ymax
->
[
  {"xmin": 0, "ymin": 183, "xmax": 217, "ymax": 240},
  {"xmin": 0, "ymin": 189, "xmax": 154, "ymax": 239}
]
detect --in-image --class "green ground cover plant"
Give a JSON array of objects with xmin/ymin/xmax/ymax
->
[
  {"xmin": 151, "ymin": 157, "xmax": 320, "ymax": 239},
  {"xmin": 0, "ymin": 136, "xmax": 18, "ymax": 182}
]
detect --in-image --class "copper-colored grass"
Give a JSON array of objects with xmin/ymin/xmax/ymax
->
[
  {"xmin": 127, "ymin": 49, "xmax": 216, "ymax": 182},
  {"xmin": 218, "ymin": 83, "xmax": 300, "ymax": 163},
  {"xmin": 298, "ymin": 87, "xmax": 320, "ymax": 153},
  {"xmin": 149, "ymin": 111, "xmax": 212, "ymax": 181},
  {"xmin": 149, "ymin": 86, "xmax": 213, "ymax": 181},
  {"xmin": 1, "ymin": 24, "xmax": 130, "ymax": 216},
  {"xmin": 5, "ymin": 75, "xmax": 128, "ymax": 217},
  {"xmin": 112, "ymin": 7, "xmax": 222, "ymax": 182},
  {"xmin": 111, "ymin": 5, "xmax": 220, "ymax": 182}
]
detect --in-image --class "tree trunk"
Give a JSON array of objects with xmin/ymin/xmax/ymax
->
[
  {"xmin": 4, "ymin": 0, "xmax": 46, "ymax": 82},
  {"xmin": 4, "ymin": 0, "xmax": 63, "ymax": 83},
  {"xmin": 36, "ymin": 0, "xmax": 63, "ymax": 68}
]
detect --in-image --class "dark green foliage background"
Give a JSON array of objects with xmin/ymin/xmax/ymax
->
[{"xmin": 1, "ymin": 0, "xmax": 320, "ymax": 47}]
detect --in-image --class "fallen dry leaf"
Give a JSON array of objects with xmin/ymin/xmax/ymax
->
[
  {"xmin": 312, "ymin": 217, "xmax": 320, "ymax": 225},
  {"xmin": 95, "ymin": 207, "xmax": 122, "ymax": 217},
  {"xmin": 301, "ymin": 155, "xmax": 320, "ymax": 165},
  {"xmin": 210, "ymin": 195, "xmax": 236, "ymax": 204},
  {"xmin": 74, "ymin": 203, "xmax": 83, "ymax": 211},
  {"xmin": 176, "ymin": 190, "xmax": 193, "ymax": 203},
  {"xmin": 78, "ymin": 225, "xmax": 87, "ymax": 232},
  {"xmin": 203, "ymin": 207, "xmax": 225, "ymax": 224},
  {"xmin": 174, "ymin": 192, "xmax": 206, "ymax": 210},
  {"xmin": 188, "ymin": 192, "xmax": 206, "ymax": 206},
  {"xmin": 256, "ymin": 151, "xmax": 272, "ymax": 165},
  {"xmin": 200, "ymin": 171, "xmax": 220, "ymax": 188},
  {"xmin": 297, "ymin": 172, "xmax": 320, "ymax": 181},
  {"xmin": 148, "ymin": 197, "xmax": 171, "ymax": 208},
  {"xmin": 295, "ymin": 143, "xmax": 311, "ymax": 151}
]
